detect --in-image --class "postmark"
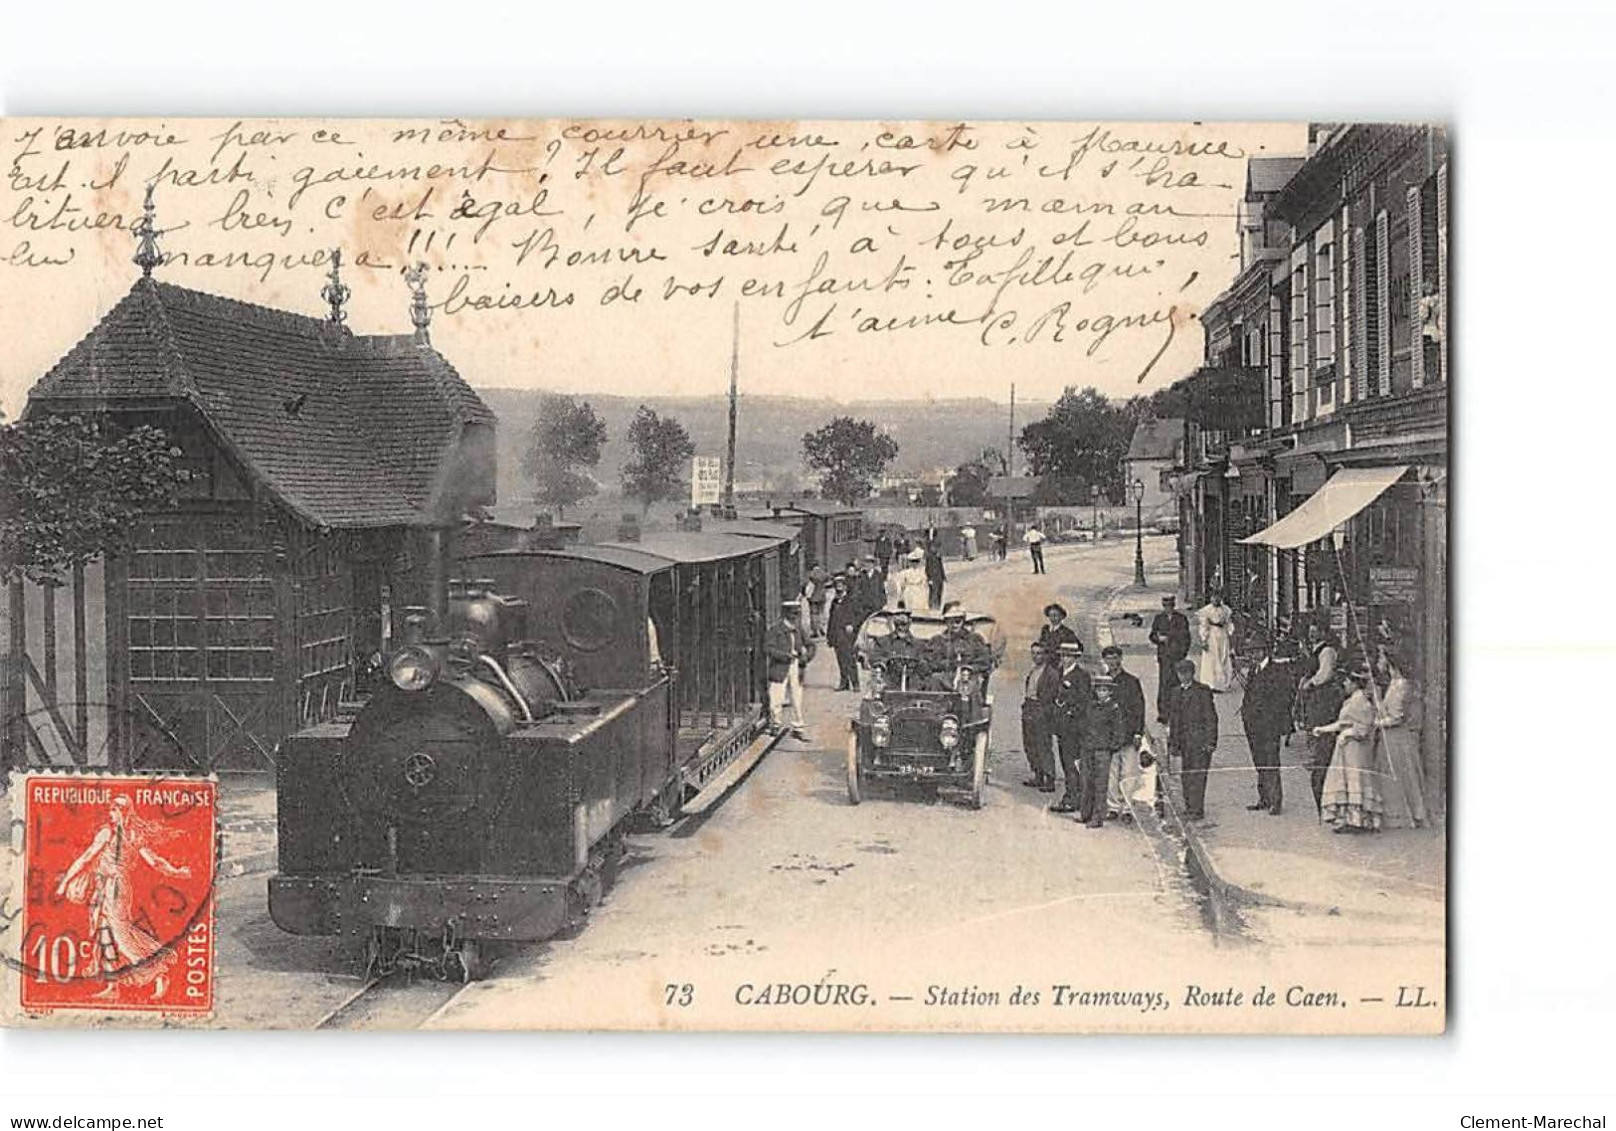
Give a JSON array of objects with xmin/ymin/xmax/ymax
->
[{"xmin": 11, "ymin": 771, "xmax": 217, "ymax": 1016}]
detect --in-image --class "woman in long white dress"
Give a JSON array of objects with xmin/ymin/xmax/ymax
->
[
  {"xmin": 1196, "ymin": 591, "xmax": 1234, "ymax": 691},
  {"xmin": 1314, "ymin": 665, "xmax": 1381, "ymax": 832},
  {"xmin": 1374, "ymin": 647, "xmax": 1428, "ymax": 828},
  {"xmin": 891, "ymin": 547, "xmax": 930, "ymax": 612}
]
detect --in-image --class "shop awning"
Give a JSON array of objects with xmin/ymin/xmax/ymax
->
[{"xmin": 1239, "ymin": 465, "xmax": 1407, "ymax": 549}]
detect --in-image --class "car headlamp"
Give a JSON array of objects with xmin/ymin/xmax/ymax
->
[
  {"xmin": 871, "ymin": 716, "xmax": 892, "ymax": 748},
  {"xmin": 938, "ymin": 715, "xmax": 961, "ymax": 750},
  {"xmin": 389, "ymin": 645, "xmax": 439, "ymax": 692}
]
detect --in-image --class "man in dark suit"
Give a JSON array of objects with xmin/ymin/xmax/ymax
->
[
  {"xmin": 1037, "ymin": 603, "xmax": 1082, "ymax": 655},
  {"xmin": 1239, "ymin": 637, "xmax": 1300, "ymax": 814},
  {"xmin": 853, "ymin": 556, "xmax": 884, "ymax": 622},
  {"xmin": 1020, "ymin": 642, "xmax": 1060, "ymax": 792},
  {"xmin": 1166, "ymin": 658, "xmax": 1218, "ymax": 819},
  {"xmin": 1148, "ymin": 595, "xmax": 1192, "ymax": 723},
  {"xmin": 1099, "ymin": 644, "xmax": 1147, "ymax": 820},
  {"xmin": 825, "ymin": 575, "xmax": 862, "ymax": 692},
  {"xmin": 1048, "ymin": 641, "xmax": 1092, "ymax": 814}
]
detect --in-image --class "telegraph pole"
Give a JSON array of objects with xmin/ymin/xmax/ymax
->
[
  {"xmin": 723, "ymin": 302, "xmax": 739, "ymax": 511},
  {"xmin": 1007, "ymin": 383, "xmax": 1016, "ymax": 477},
  {"xmin": 1006, "ymin": 384, "xmax": 1017, "ymax": 545}
]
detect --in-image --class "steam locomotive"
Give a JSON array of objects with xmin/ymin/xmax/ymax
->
[{"xmin": 269, "ymin": 521, "xmax": 801, "ymax": 980}]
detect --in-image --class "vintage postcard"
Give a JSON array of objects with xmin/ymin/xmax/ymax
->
[{"xmin": 0, "ymin": 117, "xmax": 1447, "ymax": 1032}]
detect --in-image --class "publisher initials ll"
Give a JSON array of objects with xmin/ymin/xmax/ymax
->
[{"xmin": 1395, "ymin": 985, "xmax": 1437, "ymax": 1009}]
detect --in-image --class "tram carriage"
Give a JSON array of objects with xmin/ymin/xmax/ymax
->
[{"xmin": 269, "ymin": 523, "xmax": 800, "ymax": 980}]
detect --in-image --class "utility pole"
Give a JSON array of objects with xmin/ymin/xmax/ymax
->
[
  {"xmin": 723, "ymin": 301, "xmax": 738, "ymax": 512},
  {"xmin": 1007, "ymin": 383, "xmax": 1016, "ymax": 477},
  {"xmin": 1005, "ymin": 384, "xmax": 1017, "ymax": 547}
]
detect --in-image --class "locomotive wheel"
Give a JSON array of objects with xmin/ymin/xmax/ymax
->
[
  {"xmin": 967, "ymin": 732, "xmax": 988, "ymax": 810},
  {"xmin": 455, "ymin": 940, "xmax": 486, "ymax": 983},
  {"xmin": 846, "ymin": 732, "xmax": 863, "ymax": 806}
]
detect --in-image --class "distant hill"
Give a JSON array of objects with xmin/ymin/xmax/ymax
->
[{"xmin": 477, "ymin": 387, "xmax": 1049, "ymax": 519}]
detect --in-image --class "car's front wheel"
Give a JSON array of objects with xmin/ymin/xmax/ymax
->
[{"xmin": 846, "ymin": 731, "xmax": 863, "ymax": 806}]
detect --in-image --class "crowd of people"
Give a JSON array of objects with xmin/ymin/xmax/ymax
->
[
  {"xmin": 775, "ymin": 525, "xmax": 1430, "ymax": 839},
  {"xmin": 1151, "ymin": 595, "xmax": 1430, "ymax": 834}
]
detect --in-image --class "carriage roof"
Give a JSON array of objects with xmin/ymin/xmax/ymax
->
[{"xmin": 466, "ymin": 529, "xmax": 793, "ymax": 576}]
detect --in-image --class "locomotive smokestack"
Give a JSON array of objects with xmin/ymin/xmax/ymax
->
[{"xmin": 421, "ymin": 526, "xmax": 451, "ymax": 629}]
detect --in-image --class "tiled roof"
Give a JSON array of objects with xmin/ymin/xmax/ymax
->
[
  {"xmin": 1126, "ymin": 416, "xmax": 1184, "ymax": 462},
  {"xmin": 1247, "ymin": 156, "xmax": 1305, "ymax": 196},
  {"xmin": 28, "ymin": 279, "xmax": 496, "ymax": 529}
]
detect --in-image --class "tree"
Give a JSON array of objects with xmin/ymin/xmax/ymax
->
[
  {"xmin": 621, "ymin": 405, "xmax": 697, "ymax": 516},
  {"xmin": 945, "ymin": 459, "xmax": 993, "ymax": 507},
  {"xmin": 1, "ymin": 414, "xmax": 188, "ymax": 586},
  {"xmin": 801, "ymin": 417, "xmax": 899, "ymax": 506},
  {"xmin": 522, "ymin": 394, "xmax": 608, "ymax": 519},
  {"xmin": 1018, "ymin": 386, "xmax": 1135, "ymax": 503}
]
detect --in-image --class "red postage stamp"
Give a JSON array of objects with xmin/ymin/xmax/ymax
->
[{"xmin": 16, "ymin": 774, "xmax": 217, "ymax": 1016}]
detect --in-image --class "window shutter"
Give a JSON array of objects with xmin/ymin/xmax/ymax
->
[
  {"xmin": 1437, "ymin": 163, "xmax": 1449, "ymax": 383},
  {"xmin": 1408, "ymin": 184, "xmax": 1425, "ymax": 388},
  {"xmin": 1351, "ymin": 224, "xmax": 1368, "ymax": 404},
  {"xmin": 1268, "ymin": 291, "xmax": 1284, "ymax": 427},
  {"xmin": 1339, "ymin": 205, "xmax": 1352, "ymax": 402},
  {"xmin": 1375, "ymin": 210, "xmax": 1391, "ymax": 398}
]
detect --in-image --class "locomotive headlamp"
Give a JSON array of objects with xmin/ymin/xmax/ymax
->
[
  {"xmin": 938, "ymin": 716, "xmax": 961, "ymax": 751},
  {"xmin": 389, "ymin": 645, "xmax": 439, "ymax": 692}
]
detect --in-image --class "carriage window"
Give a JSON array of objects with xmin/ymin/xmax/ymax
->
[{"xmin": 561, "ymin": 588, "xmax": 619, "ymax": 653}]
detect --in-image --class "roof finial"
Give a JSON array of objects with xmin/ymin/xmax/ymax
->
[
  {"xmin": 321, "ymin": 249, "xmax": 350, "ymax": 326},
  {"xmin": 404, "ymin": 262, "xmax": 431, "ymax": 345},
  {"xmin": 132, "ymin": 184, "xmax": 162, "ymax": 277}
]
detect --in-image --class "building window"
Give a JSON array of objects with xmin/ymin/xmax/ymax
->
[
  {"xmin": 1314, "ymin": 238, "xmax": 1335, "ymax": 371},
  {"xmin": 1290, "ymin": 258, "xmax": 1309, "ymax": 422}
]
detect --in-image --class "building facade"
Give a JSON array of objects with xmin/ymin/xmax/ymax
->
[
  {"xmin": 5, "ymin": 267, "xmax": 495, "ymax": 774},
  {"xmin": 1181, "ymin": 123, "xmax": 1449, "ymax": 810},
  {"xmin": 1123, "ymin": 416, "xmax": 1185, "ymax": 519}
]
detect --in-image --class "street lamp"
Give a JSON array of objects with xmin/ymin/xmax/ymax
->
[{"xmin": 1129, "ymin": 478, "xmax": 1147, "ymax": 587}]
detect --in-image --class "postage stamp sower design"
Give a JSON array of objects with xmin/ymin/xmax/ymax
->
[{"xmin": 17, "ymin": 775, "xmax": 216, "ymax": 1016}]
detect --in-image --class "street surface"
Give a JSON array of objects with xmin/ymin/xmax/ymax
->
[{"xmin": 3, "ymin": 536, "xmax": 1440, "ymax": 1031}]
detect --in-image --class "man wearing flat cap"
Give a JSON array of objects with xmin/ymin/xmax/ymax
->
[
  {"xmin": 1048, "ymin": 640, "xmax": 1092, "ymax": 814},
  {"xmin": 764, "ymin": 599, "xmax": 809, "ymax": 739},
  {"xmin": 1080, "ymin": 674, "xmax": 1124, "ymax": 827},
  {"xmin": 1100, "ymin": 644, "xmax": 1147, "ymax": 821},
  {"xmin": 867, "ymin": 606, "xmax": 932, "ymax": 689},
  {"xmin": 1037, "ymin": 603, "xmax": 1082, "ymax": 656},
  {"xmin": 1148, "ymin": 595, "xmax": 1192, "ymax": 723}
]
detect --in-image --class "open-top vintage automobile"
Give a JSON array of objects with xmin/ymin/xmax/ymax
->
[{"xmin": 847, "ymin": 609, "xmax": 1004, "ymax": 808}]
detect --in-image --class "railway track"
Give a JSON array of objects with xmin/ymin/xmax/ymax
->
[{"xmin": 314, "ymin": 975, "xmax": 470, "ymax": 1030}]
